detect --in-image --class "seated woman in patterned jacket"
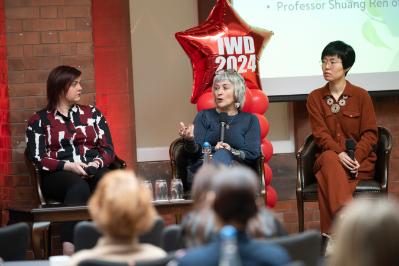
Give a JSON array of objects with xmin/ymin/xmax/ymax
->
[{"xmin": 26, "ymin": 65, "xmax": 115, "ymax": 255}]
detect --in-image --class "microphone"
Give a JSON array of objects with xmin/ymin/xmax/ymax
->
[
  {"xmin": 219, "ymin": 112, "xmax": 228, "ymax": 142},
  {"xmin": 345, "ymin": 139, "xmax": 356, "ymax": 179}
]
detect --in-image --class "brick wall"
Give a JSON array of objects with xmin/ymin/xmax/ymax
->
[{"xmin": 3, "ymin": 0, "xmax": 94, "ymax": 216}]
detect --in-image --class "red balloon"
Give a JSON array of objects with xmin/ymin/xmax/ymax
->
[
  {"xmin": 261, "ymin": 138, "xmax": 273, "ymax": 162},
  {"xmin": 254, "ymin": 113, "xmax": 269, "ymax": 139},
  {"xmin": 249, "ymin": 89, "xmax": 269, "ymax": 114},
  {"xmin": 241, "ymin": 88, "xmax": 253, "ymax": 112},
  {"xmin": 266, "ymin": 185, "xmax": 278, "ymax": 208},
  {"xmin": 263, "ymin": 162, "xmax": 273, "ymax": 186},
  {"xmin": 175, "ymin": 0, "xmax": 273, "ymax": 103},
  {"xmin": 196, "ymin": 91, "xmax": 215, "ymax": 111}
]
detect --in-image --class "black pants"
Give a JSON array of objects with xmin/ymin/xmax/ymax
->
[{"xmin": 41, "ymin": 168, "xmax": 109, "ymax": 243}]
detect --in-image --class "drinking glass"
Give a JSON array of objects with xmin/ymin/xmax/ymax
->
[
  {"xmin": 154, "ymin": 179, "xmax": 169, "ymax": 201},
  {"xmin": 170, "ymin": 178, "xmax": 184, "ymax": 200},
  {"xmin": 143, "ymin": 180, "xmax": 153, "ymax": 198}
]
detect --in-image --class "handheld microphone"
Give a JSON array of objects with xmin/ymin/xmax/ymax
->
[
  {"xmin": 219, "ymin": 112, "xmax": 228, "ymax": 142},
  {"xmin": 345, "ymin": 139, "xmax": 356, "ymax": 179}
]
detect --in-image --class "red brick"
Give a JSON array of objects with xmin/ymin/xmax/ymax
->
[
  {"xmin": 59, "ymin": 30, "xmax": 91, "ymax": 43},
  {"xmin": 283, "ymin": 212, "xmax": 298, "ymax": 223},
  {"xmin": 30, "ymin": 0, "xmax": 65, "ymax": 6},
  {"xmin": 8, "ymin": 70, "xmax": 24, "ymax": 84},
  {"xmin": 23, "ymin": 19, "xmax": 66, "ymax": 31},
  {"xmin": 5, "ymin": 0, "xmax": 33, "ymax": 7},
  {"xmin": 8, "ymin": 83, "xmax": 45, "ymax": 97},
  {"xmin": 23, "ymin": 56, "xmax": 61, "ymax": 70},
  {"xmin": 9, "ymin": 110, "xmax": 34, "ymax": 123},
  {"xmin": 6, "ymin": 7, "xmax": 39, "ymax": 19},
  {"xmin": 40, "ymin": 31, "xmax": 59, "ymax": 43},
  {"xmin": 75, "ymin": 18, "xmax": 91, "ymax": 30},
  {"xmin": 7, "ymin": 32, "xmax": 40, "ymax": 45},
  {"xmin": 61, "ymin": 55, "xmax": 93, "ymax": 68},
  {"xmin": 65, "ymin": 18, "xmax": 75, "ymax": 30},
  {"xmin": 9, "ymin": 123, "xmax": 26, "ymax": 135},
  {"xmin": 8, "ymin": 58, "xmax": 25, "ymax": 71},
  {"xmin": 7, "ymin": 45, "xmax": 23, "ymax": 57},
  {"xmin": 9, "ymin": 96, "xmax": 46, "ymax": 110},
  {"xmin": 6, "ymin": 19, "xmax": 22, "ymax": 32},
  {"xmin": 65, "ymin": 0, "xmax": 91, "ymax": 5},
  {"xmin": 23, "ymin": 45, "xmax": 33, "ymax": 56},
  {"xmin": 76, "ymin": 43, "xmax": 92, "ymax": 55},
  {"xmin": 32, "ymin": 43, "xmax": 73, "ymax": 56},
  {"xmin": 23, "ymin": 69, "xmax": 49, "ymax": 83},
  {"xmin": 59, "ymin": 6, "xmax": 90, "ymax": 18},
  {"xmin": 39, "ymin": 6, "xmax": 58, "ymax": 18}
]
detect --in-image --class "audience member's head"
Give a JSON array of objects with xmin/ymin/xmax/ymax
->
[
  {"xmin": 191, "ymin": 164, "xmax": 221, "ymax": 207},
  {"xmin": 328, "ymin": 197, "xmax": 399, "ymax": 266},
  {"xmin": 211, "ymin": 166, "xmax": 258, "ymax": 228},
  {"xmin": 88, "ymin": 170, "xmax": 156, "ymax": 240}
]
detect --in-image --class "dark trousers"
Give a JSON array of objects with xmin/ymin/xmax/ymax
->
[{"xmin": 41, "ymin": 168, "xmax": 109, "ymax": 243}]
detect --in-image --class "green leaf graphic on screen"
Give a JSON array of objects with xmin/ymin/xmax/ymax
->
[
  {"xmin": 362, "ymin": 20, "xmax": 389, "ymax": 49},
  {"xmin": 366, "ymin": 1, "xmax": 381, "ymax": 17}
]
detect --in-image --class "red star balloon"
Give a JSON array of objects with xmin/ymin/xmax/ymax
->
[{"xmin": 175, "ymin": 0, "xmax": 273, "ymax": 103}]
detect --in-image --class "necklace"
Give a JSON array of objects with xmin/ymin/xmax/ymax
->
[
  {"xmin": 325, "ymin": 95, "xmax": 348, "ymax": 113},
  {"xmin": 225, "ymin": 114, "xmax": 238, "ymax": 129}
]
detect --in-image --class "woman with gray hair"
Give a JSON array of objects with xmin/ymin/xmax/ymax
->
[{"xmin": 179, "ymin": 69, "xmax": 261, "ymax": 180}]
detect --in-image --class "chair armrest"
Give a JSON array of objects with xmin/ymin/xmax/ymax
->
[
  {"xmin": 374, "ymin": 127, "xmax": 392, "ymax": 192},
  {"xmin": 296, "ymin": 134, "xmax": 318, "ymax": 191},
  {"xmin": 108, "ymin": 155, "xmax": 127, "ymax": 169}
]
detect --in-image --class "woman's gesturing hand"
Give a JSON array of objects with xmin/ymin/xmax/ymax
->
[
  {"xmin": 64, "ymin": 161, "xmax": 88, "ymax": 176},
  {"xmin": 338, "ymin": 152, "xmax": 360, "ymax": 177},
  {"xmin": 179, "ymin": 122, "xmax": 194, "ymax": 140}
]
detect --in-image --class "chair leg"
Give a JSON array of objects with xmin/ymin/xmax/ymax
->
[
  {"xmin": 32, "ymin": 221, "xmax": 50, "ymax": 259},
  {"xmin": 297, "ymin": 197, "xmax": 305, "ymax": 232}
]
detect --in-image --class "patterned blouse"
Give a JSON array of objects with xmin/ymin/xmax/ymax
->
[{"xmin": 26, "ymin": 104, "xmax": 114, "ymax": 172}]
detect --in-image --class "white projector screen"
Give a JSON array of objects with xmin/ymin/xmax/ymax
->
[{"xmin": 232, "ymin": 0, "xmax": 399, "ymax": 101}]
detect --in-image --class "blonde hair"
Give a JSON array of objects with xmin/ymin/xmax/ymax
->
[
  {"xmin": 88, "ymin": 170, "xmax": 156, "ymax": 239},
  {"xmin": 328, "ymin": 197, "xmax": 399, "ymax": 266}
]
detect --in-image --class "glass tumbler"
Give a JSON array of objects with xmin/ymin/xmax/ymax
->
[
  {"xmin": 143, "ymin": 180, "xmax": 153, "ymax": 198},
  {"xmin": 170, "ymin": 178, "xmax": 184, "ymax": 200},
  {"xmin": 154, "ymin": 179, "xmax": 169, "ymax": 201}
]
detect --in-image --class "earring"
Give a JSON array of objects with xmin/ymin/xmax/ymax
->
[{"xmin": 235, "ymin": 102, "xmax": 240, "ymax": 109}]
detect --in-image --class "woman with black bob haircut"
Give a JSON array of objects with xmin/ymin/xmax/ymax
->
[
  {"xmin": 321, "ymin": 40, "xmax": 355, "ymax": 75},
  {"xmin": 178, "ymin": 166, "xmax": 291, "ymax": 266},
  {"xmin": 307, "ymin": 40, "xmax": 377, "ymax": 238},
  {"xmin": 26, "ymin": 65, "xmax": 115, "ymax": 255}
]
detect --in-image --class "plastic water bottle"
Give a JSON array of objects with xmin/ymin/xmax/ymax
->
[
  {"xmin": 202, "ymin": 141, "xmax": 212, "ymax": 164},
  {"xmin": 219, "ymin": 225, "xmax": 242, "ymax": 266}
]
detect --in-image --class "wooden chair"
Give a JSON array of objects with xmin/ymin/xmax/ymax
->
[
  {"xmin": 296, "ymin": 126, "xmax": 392, "ymax": 232},
  {"xmin": 24, "ymin": 148, "xmax": 127, "ymax": 206},
  {"xmin": 169, "ymin": 137, "xmax": 265, "ymax": 195}
]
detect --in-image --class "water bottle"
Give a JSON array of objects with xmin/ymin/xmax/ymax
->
[
  {"xmin": 202, "ymin": 141, "xmax": 212, "ymax": 164},
  {"xmin": 219, "ymin": 225, "xmax": 242, "ymax": 266}
]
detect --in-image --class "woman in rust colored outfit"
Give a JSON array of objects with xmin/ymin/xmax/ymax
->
[{"xmin": 306, "ymin": 41, "xmax": 377, "ymax": 234}]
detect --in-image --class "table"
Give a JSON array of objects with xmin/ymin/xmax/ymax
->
[
  {"xmin": 8, "ymin": 199, "xmax": 193, "ymax": 259},
  {"xmin": 4, "ymin": 260, "xmax": 48, "ymax": 266}
]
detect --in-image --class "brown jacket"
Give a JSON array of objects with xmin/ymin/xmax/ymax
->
[{"xmin": 307, "ymin": 81, "xmax": 377, "ymax": 177}]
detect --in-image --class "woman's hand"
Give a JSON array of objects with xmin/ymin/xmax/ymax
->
[
  {"xmin": 338, "ymin": 152, "xmax": 360, "ymax": 177},
  {"xmin": 64, "ymin": 161, "xmax": 88, "ymax": 176},
  {"xmin": 215, "ymin": 141, "xmax": 231, "ymax": 151},
  {"xmin": 87, "ymin": 161, "xmax": 100, "ymax": 168},
  {"xmin": 179, "ymin": 122, "xmax": 194, "ymax": 140}
]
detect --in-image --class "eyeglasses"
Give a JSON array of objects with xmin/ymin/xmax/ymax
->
[{"xmin": 320, "ymin": 60, "xmax": 342, "ymax": 68}]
